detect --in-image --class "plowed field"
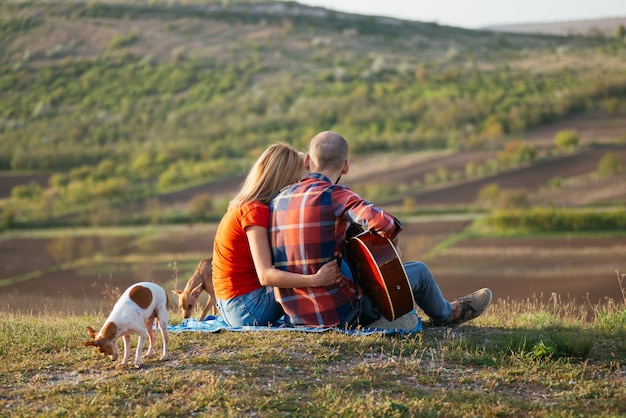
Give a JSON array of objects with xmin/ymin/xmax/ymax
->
[
  {"xmin": 1, "ymin": 221, "xmax": 623, "ymax": 315},
  {"xmin": 1, "ymin": 112, "xmax": 625, "ymax": 315}
]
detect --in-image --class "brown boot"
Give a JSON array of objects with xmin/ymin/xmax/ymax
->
[
  {"xmin": 368, "ymin": 312, "xmax": 420, "ymax": 331},
  {"xmin": 446, "ymin": 288, "xmax": 492, "ymax": 326}
]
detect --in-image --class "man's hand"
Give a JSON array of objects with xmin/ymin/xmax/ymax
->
[{"xmin": 311, "ymin": 260, "xmax": 342, "ymax": 286}]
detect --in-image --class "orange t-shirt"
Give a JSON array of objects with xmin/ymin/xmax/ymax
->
[{"xmin": 212, "ymin": 201, "xmax": 269, "ymax": 300}]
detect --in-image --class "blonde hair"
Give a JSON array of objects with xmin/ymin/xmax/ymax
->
[{"xmin": 229, "ymin": 142, "xmax": 304, "ymax": 208}]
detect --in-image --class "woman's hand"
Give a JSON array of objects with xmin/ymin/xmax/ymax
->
[{"xmin": 311, "ymin": 261, "xmax": 342, "ymax": 286}]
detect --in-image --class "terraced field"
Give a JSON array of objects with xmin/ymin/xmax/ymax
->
[{"xmin": 1, "ymin": 112, "xmax": 625, "ymax": 314}]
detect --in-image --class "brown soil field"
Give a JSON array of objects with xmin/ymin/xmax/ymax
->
[
  {"xmin": 0, "ymin": 172, "xmax": 52, "ymax": 199},
  {"xmin": 1, "ymin": 112, "xmax": 625, "ymax": 315},
  {"xmin": 385, "ymin": 145, "xmax": 626, "ymax": 207},
  {"xmin": 1, "ymin": 221, "xmax": 623, "ymax": 315},
  {"xmin": 426, "ymin": 236, "xmax": 626, "ymax": 306}
]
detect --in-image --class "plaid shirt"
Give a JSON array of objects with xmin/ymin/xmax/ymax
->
[{"xmin": 269, "ymin": 172, "xmax": 402, "ymax": 327}]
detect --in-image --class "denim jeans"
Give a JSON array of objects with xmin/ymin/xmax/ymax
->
[
  {"xmin": 216, "ymin": 286, "xmax": 283, "ymax": 327},
  {"xmin": 218, "ymin": 261, "xmax": 451, "ymax": 327},
  {"xmin": 403, "ymin": 261, "xmax": 452, "ymax": 324},
  {"xmin": 344, "ymin": 261, "xmax": 452, "ymax": 326}
]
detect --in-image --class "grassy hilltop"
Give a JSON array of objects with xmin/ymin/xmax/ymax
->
[{"xmin": 1, "ymin": 292, "xmax": 625, "ymax": 416}]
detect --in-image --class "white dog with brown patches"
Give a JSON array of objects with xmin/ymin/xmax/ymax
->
[
  {"xmin": 85, "ymin": 282, "xmax": 169, "ymax": 368},
  {"xmin": 172, "ymin": 258, "xmax": 217, "ymax": 320}
]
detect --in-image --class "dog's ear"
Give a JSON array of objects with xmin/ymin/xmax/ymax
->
[
  {"xmin": 191, "ymin": 283, "xmax": 204, "ymax": 297},
  {"xmin": 86, "ymin": 326, "xmax": 98, "ymax": 339},
  {"xmin": 84, "ymin": 339, "xmax": 105, "ymax": 350},
  {"xmin": 171, "ymin": 289, "xmax": 183, "ymax": 296}
]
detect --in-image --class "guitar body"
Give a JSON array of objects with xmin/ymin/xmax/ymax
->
[{"xmin": 345, "ymin": 231, "xmax": 415, "ymax": 321}]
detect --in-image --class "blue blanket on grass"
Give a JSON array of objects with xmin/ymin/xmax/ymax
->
[{"xmin": 168, "ymin": 315, "xmax": 421, "ymax": 336}]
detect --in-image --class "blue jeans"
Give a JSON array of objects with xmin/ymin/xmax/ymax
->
[
  {"xmin": 403, "ymin": 261, "xmax": 452, "ymax": 324},
  {"xmin": 343, "ymin": 261, "xmax": 452, "ymax": 326},
  {"xmin": 216, "ymin": 286, "xmax": 283, "ymax": 327}
]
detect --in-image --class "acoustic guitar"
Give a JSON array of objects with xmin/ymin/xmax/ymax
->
[{"xmin": 344, "ymin": 229, "xmax": 415, "ymax": 321}]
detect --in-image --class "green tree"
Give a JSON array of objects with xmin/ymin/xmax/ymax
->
[
  {"xmin": 465, "ymin": 161, "xmax": 477, "ymax": 177},
  {"xmin": 69, "ymin": 165, "xmax": 93, "ymax": 182},
  {"xmin": 498, "ymin": 140, "xmax": 536, "ymax": 165},
  {"xmin": 496, "ymin": 189, "xmax": 529, "ymax": 209},
  {"xmin": 482, "ymin": 115, "xmax": 505, "ymax": 140},
  {"xmin": 554, "ymin": 129, "xmax": 579, "ymax": 151},
  {"xmin": 616, "ymin": 24, "xmax": 625, "ymax": 41},
  {"xmin": 46, "ymin": 236, "xmax": 78, "ymax": 265},
  {"xmin": 188, "ymin": 193, "xmax": 214, "ymax": 222},
  {"xmin": 604, "ymin": 98, "xmax": 620, "ymax": 115},
  {"xmin": 597, "ymin": 152, "xmax": 625, "ymax": 177},
  {"xmin": 11, "ymin": 181, "xmax": 42, "ymax": 201},
  {"xmin": 1, "ymin": 205, "xmax": 16, "ymax": 228},
  {"xmin": 477, "ymin": 183, "xmax": 500, "ymax": 207},
  {"xmin": 131, "ymin": 152, "xmax": 154, "ymax": 179},
  {"xmin": 49, "ymin": 173, "xmax": 70, "ymax": 190}
]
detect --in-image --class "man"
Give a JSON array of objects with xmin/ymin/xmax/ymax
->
[{"xmin": 269, "ymin": 131, "xmax": 491, "ymax": 328}]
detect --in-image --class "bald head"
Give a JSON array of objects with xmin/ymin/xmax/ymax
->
[{"xmin": 308, "ymin": 131, "xmax": 349, "ymax": 172}]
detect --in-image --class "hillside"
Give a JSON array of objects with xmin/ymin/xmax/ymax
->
[
  {"xmin": 486, "ymin": 16, "xmax": 626, "ymax": 36},
  {"xmin": 1, "ymin": 0, "xmax": 626, "ymax": 227}
]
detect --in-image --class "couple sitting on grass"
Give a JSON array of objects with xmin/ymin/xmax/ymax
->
[{"xmin": 211, "ymin": 131, "xmax": 492, "ymax": 330}]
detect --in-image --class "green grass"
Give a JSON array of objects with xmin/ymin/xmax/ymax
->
[{"xmin": 1, "ymin": 295, "xmax": 624, "ymax": 417}]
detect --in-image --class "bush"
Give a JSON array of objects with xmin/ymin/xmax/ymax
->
[
  {"xmin": 1, "ymin": 205, "xmax": 16, "ymax": 228},
  {"xmin": 107, "ymin": 31, "xmax": 139, "ymax": 50},
  {"xmin": 188, "ymin": 193, "xmax": 214, "ymax": 222},
  {"xmin": 477, "ymin": 183, "xmax": 500, "ymax": 207},
  {"xmin": 486, "ymin": 207, "xmax": 626, "ymax": 231},
  {"xmin": 554, "ymin": 129, "xmax": 579, "ymax": 151},
  {"xmin": 597, "ymin": 152, "xmax": 625, "ymax": 178},
  {"xmin": 498, "ymin": 140, "xmax": 536, "ymax": 165},
  {"xmin": 496, "ymin": 189, "xmax": 529, "ymax": 209},
  {"xmin": 11, "ymin": 181, "xmax": 42, "ymax": 202}
]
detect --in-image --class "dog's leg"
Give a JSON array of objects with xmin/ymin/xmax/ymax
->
[
  {"xmin": 120, "ymin": 334, "xmax": 131, "ymax": 365},
  {"xmin": 209, "ymin": 294, "xmax": 217, "ymax": 315},
  {"xmin": 157, "ymin": 314, "xmax": 169, "ymax": 361},
  {"xmin": 134, "ymin": 331, "xmax": 147, "ymax": 368},
  {"xmin": 143, "ymin": 319, "xmax": 156, "ymax": 358},
  {"xmin": 199, "ymin": 297, "xmax": 214, "ymax": 321}
]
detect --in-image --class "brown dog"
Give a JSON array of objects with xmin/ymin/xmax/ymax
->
[{"xmin": 172, "ymin": 258, "xmax": 217, "ymax": 320}]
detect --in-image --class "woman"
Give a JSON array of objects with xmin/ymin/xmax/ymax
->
[{"xmin": 211, "ymin": 142, "xmax": 341, "ymax": 326}]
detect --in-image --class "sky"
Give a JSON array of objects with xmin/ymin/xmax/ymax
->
[{"xmin": 291, "ymin": 0, "xmax": 626, "ymax": 29}]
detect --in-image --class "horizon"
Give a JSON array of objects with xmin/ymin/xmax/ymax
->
[{"xmin": 290, "ymin": 0, "xmax": 626, "ymax": 29}]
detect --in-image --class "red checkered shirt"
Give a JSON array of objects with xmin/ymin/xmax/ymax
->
[{"xmin": 269, "ymin": 173, "xmax": 402, "ymax": 327}]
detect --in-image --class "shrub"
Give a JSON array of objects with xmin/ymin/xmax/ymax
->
[
  {"xmin": 108, "ymin": 31, "xmax": 139, "ymax": 50},
  {"xmin": 49, "ymin": 173, "xmax": 70, "ymax": 190},
  {"xmin": 498, "ymin": 140, "xmax": 536, "ymax": 165},
  {"xmin": 477, "ymin": 183, "xmax": 500, "ymax": 206},
  {"xmin": 1, "ymin": 205, "xmax": 16, "ymax": 228},
  {"xmin": 616, "ymin": 24, "xmax": 625, "ymax": 40},
  {"xmin": 188, "ymin": 193, "xmax": 214, "ymax": 222},
  {"xmin": 496, "ymin": 189, "xmax": 529, "ymax": 209},
  {"xmin": 486, "ymin": 208, "xmax": 626, "ymax": 231},
  {"xmin": 11, "ymin": 181, "xmax": 42, "ymax": 202},
  {"xmin": 597, "ymin": 152, "xmax": 625, "ymax": 177},
  {"xmin": 548, "ymin": 177, "xmax": 562, "ymax": 188},
  {"xmin": 554, "ymin": 129, "xmax": 579, "ymax": 151},
  {"xmin": 465, "ymin": 161, "xmax": 477, "ymax": 177}
]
